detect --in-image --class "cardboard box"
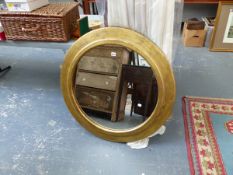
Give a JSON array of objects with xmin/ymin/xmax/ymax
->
[
  {"xmin": 183, "ymin": 23, "xmax": 207, "ymax": 47},
  {"xmin": 5, "ymin": 0, "xmax": 49, "ymax": 12}
]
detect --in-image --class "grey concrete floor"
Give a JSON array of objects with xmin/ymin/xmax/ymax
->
[{"xmin": 0, "ymin": 40, "xmax": 233, "ymax": 175}]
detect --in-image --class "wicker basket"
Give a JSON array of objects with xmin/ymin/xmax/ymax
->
[{"xmin": 0, "ymin": 3, "xmax": 79, "ymax": 42}]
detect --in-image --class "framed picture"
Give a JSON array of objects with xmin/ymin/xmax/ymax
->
[{"xmin": 210, "ymin": 2, "xmax": 233, "ymax": 52}]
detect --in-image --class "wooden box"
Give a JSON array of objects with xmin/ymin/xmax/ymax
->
[{"xmin": 183, "ymin": 23, "xmax": 207, "ymax": 47}]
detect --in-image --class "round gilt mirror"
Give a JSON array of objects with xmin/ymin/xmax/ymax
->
[{"xmin": 61, "ymin": 27, "xmax": 176, "ymax": 142}]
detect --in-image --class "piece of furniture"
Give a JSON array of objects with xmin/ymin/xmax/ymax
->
[
  {"xmin": 118, "ymin": 65, "xmax": 158, "ymax": 121},
  {"xmin": 75, "ymin": 45, "xmax": 130, "ymax": 122}
]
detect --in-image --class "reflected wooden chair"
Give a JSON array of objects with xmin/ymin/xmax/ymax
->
[{"xmin": 117, "ymin": 65, "xmax": 158, "ymax": 121}]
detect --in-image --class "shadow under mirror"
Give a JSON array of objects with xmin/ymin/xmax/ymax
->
[{"xmin": 74, "ymin": 45, "xmax": 158, "ymax": 130}]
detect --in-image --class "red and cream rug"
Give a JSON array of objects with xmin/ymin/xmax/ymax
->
[{"xmin": 182, "ymin": 96, "xmax": 233, "ymax": 175}]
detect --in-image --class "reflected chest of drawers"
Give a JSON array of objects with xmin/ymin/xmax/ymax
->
[{"xmin": 75, "ymin": 45, "xmax": 130, "ymax": 122}]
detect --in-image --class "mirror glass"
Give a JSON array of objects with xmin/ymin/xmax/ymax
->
[{"xmin": 74, "ymin": 45, "xmax": 158, "ymax": 130}]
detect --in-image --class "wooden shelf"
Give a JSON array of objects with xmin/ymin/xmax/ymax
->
[{"xmin": 184, "ymin": 0, "xmax": 232, "ymax": 4}]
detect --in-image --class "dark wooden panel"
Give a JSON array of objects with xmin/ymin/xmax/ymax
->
[
  {"xmin": 120, "ymin": 65, "xmax": 154, "ymax": 84},
  {"xmin": 118, "ymin": 65, "xmax": 158, "ymax": 119}
]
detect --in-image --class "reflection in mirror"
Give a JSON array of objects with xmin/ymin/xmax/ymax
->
[{"xmin": 74, "ymin": 45, "xmax": 158, "ymax": 130}]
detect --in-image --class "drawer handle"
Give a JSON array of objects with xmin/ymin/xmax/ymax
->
[
  {"xmin": 82, "ymin": 78, "xmax": 86, "ymax": 81},
  {"xmin": 22, "ymin": 24, "xmax": 40, "ymax": 32},
  {"xmin": 111, "ymin": 52, "xmax": 117, "ymax": 57},
  {"xmin": 105, "ymin": 81, "xmax": 109, "ymax": 85}
]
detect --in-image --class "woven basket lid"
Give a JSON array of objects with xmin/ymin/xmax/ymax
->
[{"xmin": 0, "ymin": 3, "xmax": 78, "ymax": 17}]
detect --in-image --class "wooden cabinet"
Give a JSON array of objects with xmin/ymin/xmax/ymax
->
[{"xmin": 75, "ymin": 45, "xmax": 130, "ymax": 121}]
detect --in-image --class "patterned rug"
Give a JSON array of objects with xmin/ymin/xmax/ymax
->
[{"xmin": 182, "ymin": 96, "xmax": 233, "ymax": 175}]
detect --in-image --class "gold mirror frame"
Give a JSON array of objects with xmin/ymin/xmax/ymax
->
[{"xmin": 61, "ymin": 27, "xmax": 176, "ymax": 142}]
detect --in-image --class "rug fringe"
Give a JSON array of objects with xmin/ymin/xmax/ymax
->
[
  {"xmin": 182, "ymin": 96, "xmax": 195, "ymax": 175},
  {"xmin": 184, "ymin": 96, "xmax": 233, "ymax": 102}
]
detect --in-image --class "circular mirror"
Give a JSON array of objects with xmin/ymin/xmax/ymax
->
[
  {"xmin": 75, "ymin": 46, "xmax": 157, "ymax": 130},
  {"xmin": 61, "ymin": 27, "xmax": 176, "ymax": 142}
]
